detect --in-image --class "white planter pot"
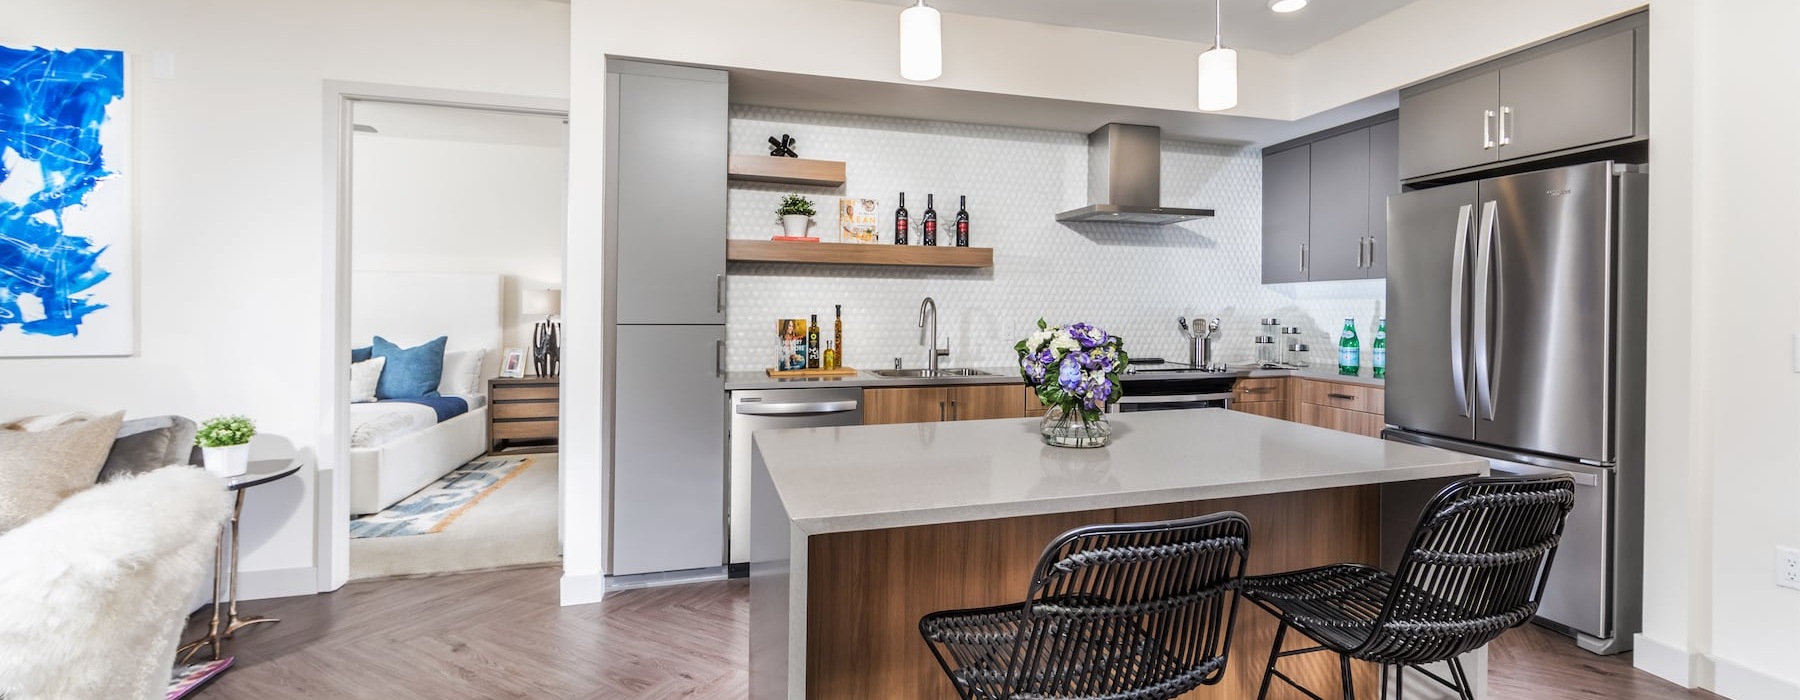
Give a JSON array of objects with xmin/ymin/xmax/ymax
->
[
  {"xmin": 780, "ymin": 214, "xmax": 811, "ymax": 237},
  {"xmin": 202, "ymin": 444, "xmax": 250, "ymax": 478}
]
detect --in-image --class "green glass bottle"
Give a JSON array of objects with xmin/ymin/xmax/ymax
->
[
  {"xmin": 1372, "ymin": 317, "xmax": 1387, "ymax": 379},
  {"xmin": 1337, "ymin": 318, "xmax": 1360, "ymax": 376}
]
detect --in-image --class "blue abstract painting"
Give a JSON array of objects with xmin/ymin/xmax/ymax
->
[{"xmin": 0, "ymin": 44, "xmax": 133, "ymax": 357}]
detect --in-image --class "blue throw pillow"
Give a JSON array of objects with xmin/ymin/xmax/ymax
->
[
  {"xmin": 351, "ymin": 345, "xmax": 372, "ymax": 364},
  {"xmin": 371, "ymin": 336, "xmax": 447, "ymax": 399}
]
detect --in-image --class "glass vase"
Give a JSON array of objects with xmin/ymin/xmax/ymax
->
[{"xmin": 1040, "ymin": 404, "xmax": 1111, "ymax": 448}]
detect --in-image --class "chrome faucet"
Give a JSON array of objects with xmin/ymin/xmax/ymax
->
[{"xmin": 918, "ymin": 297, "xmax": 950, "ymax": 373}]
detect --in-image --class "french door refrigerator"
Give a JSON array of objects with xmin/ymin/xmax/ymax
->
[{"xmin": 1384, "ymin": 160, "xmax": 1647, "ymax": 655}]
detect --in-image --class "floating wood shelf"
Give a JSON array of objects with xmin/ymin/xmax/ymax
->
[
  {"xmin": 727, "ymin": 240, "xmax": 993, "ymax": 268},
  {"xmin": 727, "ymin": 155, "xmax": 847, "ymax": 187}
]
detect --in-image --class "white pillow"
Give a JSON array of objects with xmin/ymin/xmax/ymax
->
[
  {"xmin": 350, "ymin": 357, "xmax": 386, "ymax": 404},
  {"xmin": 439, "ymin": 349, "xmax": 486, "ymax": 397}
]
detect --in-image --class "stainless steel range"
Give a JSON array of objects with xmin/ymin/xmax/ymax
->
[{"xmin": 1118, "ymin": 358, "xmax": 1237, "ymax": 412}]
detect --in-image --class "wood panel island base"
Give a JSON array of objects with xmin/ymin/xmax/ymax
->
[{"xmin": 750, "ymin": 409, "xmax": 1491, "ymax": 700}]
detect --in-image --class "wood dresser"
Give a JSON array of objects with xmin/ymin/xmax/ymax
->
[{"xmin": 487, "ymin": 376, "xmax": 559, "ymax": 453}]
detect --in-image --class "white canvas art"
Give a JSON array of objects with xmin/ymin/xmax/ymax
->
[{"xmin": 0, "ymin": 45, "xmax": 134, "ymax": 357}]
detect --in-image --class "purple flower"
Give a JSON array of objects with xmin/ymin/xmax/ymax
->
[
  {"xmin": 1058, "ymin": 358, "xmax": 1084, "ymax": 392},
  {"xmin": 1065, "ymin": 322, "xmax": 1110, "ymax": 349},
  {"xmin": 1021, "ymin": 356, "xmax": 1047, "ymax": 383}
]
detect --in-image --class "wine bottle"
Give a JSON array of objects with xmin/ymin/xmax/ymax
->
[
  {"xmin": 954, "ymin": 196, "xmax": 969, "ymax": 247},
  {"xmin": 893, "ymin": 193, "xmax": 909, "ymax": 245},
  {"xmin": 1338, "ymin": 318, "xmax": 1360, "ymax": 376},
  {"xmin": 807, "ymin": 314, "xmax": 822, "ymax": 369},
  {"xmin": 833, "ymin": 305, "xmax": 843, "ymax": 369},
  {"xmin": 921, "ymin": 194, "xmax": 938, "ymax": 246}
]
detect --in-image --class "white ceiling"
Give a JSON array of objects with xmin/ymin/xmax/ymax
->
[
  {"xmin": 352, "ymin": 102, "xmax": 566, "ymax": 148},
  {"xmin": 850, "ymin": 0, "xmax": 1420, "ymax": 55}
]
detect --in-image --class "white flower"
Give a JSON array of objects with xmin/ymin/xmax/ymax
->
[
  {"xmin": 1026, "ymin": 330, "xmax": 1054, "ymax": 352},
  {"xmin": 1050, "ymin": 334, "xmax": 1081, "ymax": 356}
]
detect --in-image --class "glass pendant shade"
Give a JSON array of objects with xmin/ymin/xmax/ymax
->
[
  {"xmin": 1196, "ymin": 46, "xmax": 1239, "ymax": 111},
  {"xmin": 900, "ymin": 2, "xmax": 942, "ymax": 81}
]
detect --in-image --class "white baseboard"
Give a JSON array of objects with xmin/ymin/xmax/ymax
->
[
  {"xmin": 1633, "ymin": 633, "xmax": 1709, "ymax": 688},
  {"xmin": 1715, "ymin": 657, "xmax": 1800, "ymax": 700},
  {"xmin": 560, "ymin": 571, "xmax": 606, "ymax": 606},
  {"xmin": 237, "ymin": 566, "xmax": 320, "ymax": 601}
]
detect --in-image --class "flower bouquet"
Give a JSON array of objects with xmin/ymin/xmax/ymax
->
[{"xmin": 1016, "ymin": 320, "xmax": 1129, "ymax": 448}]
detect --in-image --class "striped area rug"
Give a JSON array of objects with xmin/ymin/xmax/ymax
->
[{"xmin": 350, "ymin": 457, "xmax": 535, "ymax": 538}]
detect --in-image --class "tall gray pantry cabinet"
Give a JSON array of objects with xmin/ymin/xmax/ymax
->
[{"xmin": 605, "ymin": 60, "xmax": 728, "ymax": 577}]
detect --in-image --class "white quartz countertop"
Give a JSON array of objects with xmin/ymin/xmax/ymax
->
[{"xmin": 754, "ymin": 408, "xmax": 1485, "ymax": 535}]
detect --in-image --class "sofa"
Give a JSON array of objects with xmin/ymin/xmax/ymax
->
[{"xmin": 0, "ymin": 414, "xmax": 228, "ymax": 700}]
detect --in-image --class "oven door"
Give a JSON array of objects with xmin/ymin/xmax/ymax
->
[{"xmin": 1117, "ymin": 393, "xmax": 1234, "ymax": 413}]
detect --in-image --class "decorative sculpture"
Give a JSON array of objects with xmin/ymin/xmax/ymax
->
[{"xmin": 768, "ymin": 134, "xmax": 799, "ymax": 158}]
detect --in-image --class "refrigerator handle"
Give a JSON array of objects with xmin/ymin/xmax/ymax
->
[
  {"xmin": 1449, "ymin": 204, "xmax": 1474, "ymax": 417},
  {"xmin": 1473, "ymin": 200, "xmax": 1498, "ymax": 420}
]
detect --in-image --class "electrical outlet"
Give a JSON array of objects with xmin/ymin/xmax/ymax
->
[{"xmin": 1778, "ymin": 547, "xmax": 1800, "ymax": 591}]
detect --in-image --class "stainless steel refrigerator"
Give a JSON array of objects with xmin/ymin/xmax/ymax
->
[{"xmin": 1384, "ymin": 160, "xmax": 1647, "ymax": 655}]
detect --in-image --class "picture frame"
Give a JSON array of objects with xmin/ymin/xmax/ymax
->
[{"xmin": 500, "ymin": 347, "xmax": 526, "ymax": 378}]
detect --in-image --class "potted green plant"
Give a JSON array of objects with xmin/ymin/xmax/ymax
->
[
  {"xmin": 196, "ymin": 415, "xmax": 257, "ymax": 477},
  {"xmin": 776, "ymin": 194, "xmax": 817, "ymax": 238}
]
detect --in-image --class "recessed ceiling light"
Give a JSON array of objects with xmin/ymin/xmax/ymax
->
[{"xmin": 1268, "ymin": 0, "xmax": 1308, "ymax": 13}]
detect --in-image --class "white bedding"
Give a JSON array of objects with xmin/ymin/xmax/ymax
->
[{"xmin": 348, "ymin": 394, "xmax": 486, "ymax": 449}]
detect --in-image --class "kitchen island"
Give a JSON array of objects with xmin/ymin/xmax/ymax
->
[{"xmin": 750, "ymin": 408, "xmax": 1491, "ymax": 700}]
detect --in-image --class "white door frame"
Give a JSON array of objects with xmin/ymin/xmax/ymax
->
[{"xmin": 318, "ymin": 81, "xmax": 570, "ymax": 593}]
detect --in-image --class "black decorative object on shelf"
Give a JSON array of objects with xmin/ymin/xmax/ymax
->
[
  {"xmin": 768, "ymin": 134, "xmax": 799, "ymax": 158},
  {"xmin": 533, "ymin": 320, "xmax": 561, "ymax": 378}
]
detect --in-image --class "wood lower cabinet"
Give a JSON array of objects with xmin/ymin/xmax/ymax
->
[
  {"xmin": 1298, "ymin": 402, "xmax": 1385, "ymax": 438},
  {"xmin": 864, "ymin": 385, "xmax": 1030, "ymax": 425},
  {"xmin": 1233, "ymin": 376, "xmax": 1387, "ymax": 439}
]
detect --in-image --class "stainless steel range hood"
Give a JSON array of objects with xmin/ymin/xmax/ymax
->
[{"xmin": 1056, "ymin": 123, "xmax": 1215, "ymax": 225}]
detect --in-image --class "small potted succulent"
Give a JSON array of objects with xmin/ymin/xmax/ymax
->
[
  {"xmin": 776, "ymin": 194, "xmax": 817, "ymax": 238},
  {"xmin": 196, "ymin": 415, "xmax": 256, "ymax": 477}
]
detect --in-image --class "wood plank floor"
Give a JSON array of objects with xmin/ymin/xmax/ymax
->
[{"xmin": 189, "ymin": 566, "xmax": 1717, "ymax": 699}]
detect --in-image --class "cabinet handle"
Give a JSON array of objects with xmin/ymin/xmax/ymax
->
[
  {"xmin": 1365, "ymin": 237, "xmax": 1376, "ymax": 269},
  {"xmin": 1499, "ymin": 106, "xmax": 1512, "ymax": 146},
  {"xmin": 950, "ymin": 400, "xmax": 958, "ymax": 421},
  {"xmin": 1299, "ymin": 244, "xmax": 1309, "ymax": 273},
  {"xmin": 1482, "ymin": 109, "xmax": 1496, "ymax": 150},
  {"xmin": 715, "ymin": 339, "xmax": 725, "ymax": 378},
  {"xmin": 1243, "ymin": 387, "xmax": 1274, "ymax": 394},
  {"xmin": 939, "ymin": 401, "xmax": 946, "ymax": 422},
  {"xmin": 1356, "ymin": 238, "xmax": 1365, "ymax": 269},
  {"xmin": 715, "ymin": 274, "xmax": 725, "ymax": 313},
  {"xmin": 1328, "ymin": 392, "xmax": 1357, "ymax": 400}
]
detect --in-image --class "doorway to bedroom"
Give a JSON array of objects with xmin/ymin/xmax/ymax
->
[{"xmin": 342, "ymin": 100, "xmax": 569, "ymax": 581}]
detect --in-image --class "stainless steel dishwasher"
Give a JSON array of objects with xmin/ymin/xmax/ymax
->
[{"xmin": 728, "ymin": 387, "xmax": 863, "ymax": 565}]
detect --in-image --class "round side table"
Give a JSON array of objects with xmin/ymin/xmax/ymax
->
[{"xmin": 178, "ymin": 458, "xmax": 302, "ymax": 663}]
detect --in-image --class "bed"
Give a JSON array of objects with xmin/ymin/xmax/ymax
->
[{"xmin": 348, "ymin": 271, "xmax": 502, "ymax": 515}]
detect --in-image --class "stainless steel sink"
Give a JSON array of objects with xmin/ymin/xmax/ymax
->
[
  {"xmin": 869, "ymin": 368, "xmax": 996, "ymax": 378},
  {"xmin": 870, "ymin": 369, "xmax": 938, "ymax": 378}
]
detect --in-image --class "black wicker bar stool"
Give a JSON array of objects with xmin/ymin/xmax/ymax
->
[
  {"xmin": 919, "ymin": 512, "xmax": 1252, "ymax": 700},
  {"xmin": 1242, "ymin": 475, "xmax": 1576, "ymax": 700}
]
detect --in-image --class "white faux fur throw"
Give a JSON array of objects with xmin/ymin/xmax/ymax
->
[{"xmin": 0, "ymin": 465, "xmax": 227, "ymax": 700}]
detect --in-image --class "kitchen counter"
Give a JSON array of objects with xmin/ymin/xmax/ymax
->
[
  {"xmin": 750, "ymin": 409, "xmax": 1487, "ymax": 699},
  {"xmin": 725, "ymin": 365, "xmax": 1383, "ymax": 391}
]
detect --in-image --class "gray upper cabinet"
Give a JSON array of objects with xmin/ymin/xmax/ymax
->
[
  {"xmin": 1398, "ymin": 13, "xmax": 1645, "ymax": 181},
  {"xmin": 1366, "ymin": 120, "xmax": 1399, "ymax": 279},
  {"xmin": 1261, "ymin": 146, "xmax": 1311, "ymax": 284},
  {"xmin": 611, "ymin": 64, "xmax": 728, "ymax": 325},
  {"xmin": 1398, "ymin": 69, "xmax": 1499, "ymax": 180},
  {"xmin": 1497, "ymin": 30, "xmax": 1636, "ymax": 160},
  {"xmin": 1308, "ymin": 129, "xmax": 1371, "ymax": 283},
  {"xmin": 1262, "ymin": 116, "xmax": 1397, "ymax": 284}
]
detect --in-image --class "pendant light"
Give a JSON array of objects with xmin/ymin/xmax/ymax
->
[
  {"xmin": 1196, "ymin": 0, "xmax": 1239, "ymax": 111},
  {"xmin": 900, "ymin": 0, "xmax": 943, "ymax": 82}
]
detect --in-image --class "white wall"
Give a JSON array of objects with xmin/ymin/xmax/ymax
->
[
  {"xmin": 0, "ymin": 0, "xmax": 569, "ymax": 599},
  {"xmin": 351, "ymin": 119, "xmax": 566, "ymax": 354},
  {"xmin": 1638, "ymin": 1, "xmax": 1800, "ymax": 697},
  {"xmin": 725, "ymin": 106, "xmax": 1386, "ymax": 373}
]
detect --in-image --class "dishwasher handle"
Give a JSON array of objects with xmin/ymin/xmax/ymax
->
[{"xmin": 734, "ymin": 400, "xmax": 860, "ymax": 416}]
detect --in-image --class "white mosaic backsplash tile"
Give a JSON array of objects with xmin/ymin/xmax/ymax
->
[{"xmin": 727, "ymin": 106, "xmax": 1387, "ymax": 373}]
